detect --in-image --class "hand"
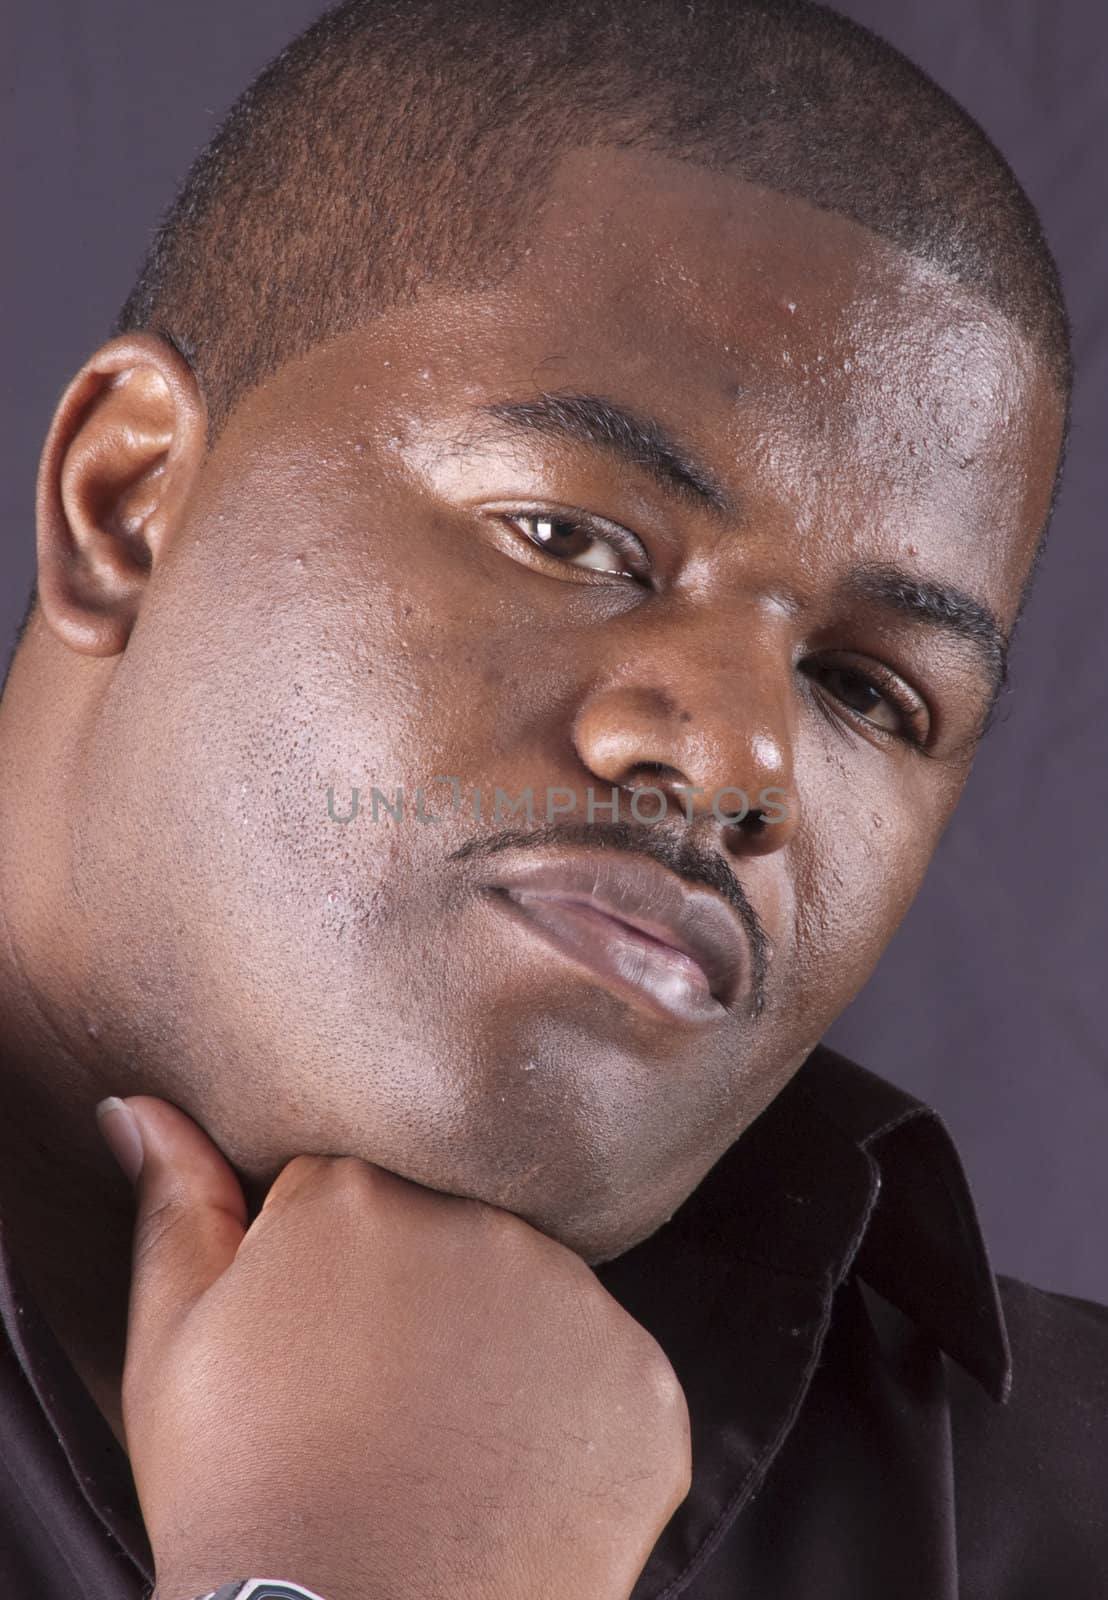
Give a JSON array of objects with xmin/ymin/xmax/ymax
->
[{"xmin": 97, "ymin": 1096, "xmax": 693, "ymax": 1600}]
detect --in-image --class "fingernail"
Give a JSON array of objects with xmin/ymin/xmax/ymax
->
[{"xmin": 95, "ymin": 1097, "xmax": 145, "ymax": 1183}]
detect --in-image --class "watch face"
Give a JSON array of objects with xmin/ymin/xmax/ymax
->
[{"xmin": 200, "ymin": 1584, "xmax": 330, "ymax": 1600}]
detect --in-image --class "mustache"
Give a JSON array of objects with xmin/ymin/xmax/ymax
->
[{"xmin": 448, "ymin": 817, "xmax": 770, "ymax": 1014}]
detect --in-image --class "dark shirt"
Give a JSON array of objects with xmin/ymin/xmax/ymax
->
[{"xmin": 2, "ymin": 1044, "xmax": 1106, "ymax": 1599}]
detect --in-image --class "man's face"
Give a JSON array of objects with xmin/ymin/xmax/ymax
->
[{"xmin": 54, "ymin": 148, "xmax": 1062, "ymax": 1262}]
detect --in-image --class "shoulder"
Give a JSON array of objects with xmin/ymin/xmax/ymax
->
[
  {"xmin": 991, "ymin": 1273, "xmax": 1108, "ymax": 1437},
  {"xmin": 998, "ymin": 1271, "xmax": 1108, "ymax": 1369},
  {"xmin": 946, "ymin": 1274, "xmax": 1108, "ymax": 1592}
]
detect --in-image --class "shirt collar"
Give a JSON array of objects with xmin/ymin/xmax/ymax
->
[
  {"xmin": 597, "ymin": 1041, "xmax": 1012, "ymax": 1598},
  {"xmin": 793, "ymin": 1043, "xmax": 1012, "ymax": 1403}
]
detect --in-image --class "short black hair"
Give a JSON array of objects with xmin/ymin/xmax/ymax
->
[
  {"xmin": 1, "ymin": 581, "xmax": 38, "ymax": 699},
  {"xmin": 116, "ymin": 0, "xmax": 1071, "ymax": 451}
]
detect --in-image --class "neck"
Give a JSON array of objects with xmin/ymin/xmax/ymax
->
[
  {"xmin": 0, "ymin": 919, "xmax": 133, "ymax": 1455},
  {"xmin": 0, "ymin": 708, "xmax": 135, "ymax": 1456}
]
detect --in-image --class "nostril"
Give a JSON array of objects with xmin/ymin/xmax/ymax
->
[{"xmin": 710, "ymin": 794, "xmax": 761, "ymax": 828}]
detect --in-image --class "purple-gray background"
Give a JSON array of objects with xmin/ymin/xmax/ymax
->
[{"xmin": 3, "ymin": 3, "xmax": 1105, "ymax": 1301}]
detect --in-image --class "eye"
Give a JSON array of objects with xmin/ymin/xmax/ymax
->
[
  {"xmin": 497, "ymin": 510, "xmax": 651, "ymax": 581},
  {"xmin": 803, "ymin": 659, "xmax": 930, "ymax": 748}
]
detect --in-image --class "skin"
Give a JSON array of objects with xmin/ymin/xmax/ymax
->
[{"xmin": 0, "ymin": 145, "xmax": 1064, "ymax": 1457}]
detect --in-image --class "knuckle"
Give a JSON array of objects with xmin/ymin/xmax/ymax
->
[
  {"xmin": 625, "ymin": 1335, "xmax": 689, "ymax": 1420},
  {"xmin": 262, "ymin": 1152, "xmax": 339, "ymax": 1208},
  {"xmin": 671, "ymin": 1433, "xmax": 695, "ymax": 1502},
  {"xmin": 647, "ymin": 1351, "xmax": 687, "ymax": 1412},
  {"xmin": 305, "ymin": 1154, "xmax": 399, "ymax": 1225},
  {"xmin": 278, "ymin": 1151, "xmax": 334, "ymax": 1186},
  {"xmin": 634, "ymin": 1356, "xmax": 692, "ymax": 1495},
  {"xmin": 471, "ymin": 1195, "xmax": 533, "ymax": 1244},
  {"xmin": 328, "ymin": 1153, "xmax": 391, "ymax": 1201},
  {"xmin": 657, "ymin": 1371, "xmax": 693, "ymax": 1448},
  {"xmin": 260, "ymin": 1154, "xmax": 410, "ymax": 1236}
]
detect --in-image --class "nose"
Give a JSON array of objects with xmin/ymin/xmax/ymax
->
[{"xmin": 571, "ymin": 605, "xmax": 799, "ymax": 856}]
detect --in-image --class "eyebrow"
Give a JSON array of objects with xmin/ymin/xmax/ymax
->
[
  {"xmin": 475, "ymin": 390, "xmax": 740, "ymax": 518},
  {"xmin": 473, "ymin": 389, "xmax": 1009, "ymax": 703},
  {"xmin": 838, "ymin": 563, "xmax": 1010, "ymax": 704}
]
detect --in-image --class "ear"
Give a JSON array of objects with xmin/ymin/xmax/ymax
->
[{"xmin": 35, "ymin": 332, "xmax": 208, "ymax": 657}]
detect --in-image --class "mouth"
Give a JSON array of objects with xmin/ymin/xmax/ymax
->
[{"xmin": 484, "ymin": 849, "xmax": 750, "ymax": 1028}]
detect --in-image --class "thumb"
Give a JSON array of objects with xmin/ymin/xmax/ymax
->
[{"xmin": 96, "ymin": 1094, "xmax": 249, "ymax": 1357}]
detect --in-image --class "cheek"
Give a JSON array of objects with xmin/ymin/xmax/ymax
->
[
  {"xmin": 786, "ymin": 745, "xmax": 954, "ymax": 1019},
  {"xmin": 104, "ymin": 497, "xmax": 536, "ymax": 953},
  {"xmin": 188, "ymin": 480, "xmax": 510, "ymax": 770}
]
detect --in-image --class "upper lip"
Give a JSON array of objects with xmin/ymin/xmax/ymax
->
[{"xmin": 485, "ymin": 849, "xmax": 750, "ymax": 1007}]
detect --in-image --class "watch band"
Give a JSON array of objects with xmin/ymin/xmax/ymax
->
[{"xmin": 196, "ymin": 1583, "xmax": 331, "ymax": 1600}]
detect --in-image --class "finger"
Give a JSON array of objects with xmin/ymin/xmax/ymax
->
[{"xmin": 98, "ymin": 1094, "xmax": 249, "ymax": 1360}]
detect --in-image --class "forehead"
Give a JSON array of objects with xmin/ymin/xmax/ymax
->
[
  {"xmin": 500, "ymin": 143, "xmax": 1047, "ymax": 423},
  {"xmin": 495, "ymin": 148, "xmax": 1056, "ymax": 589},
  {"xmin": 241, "ymin": 147, "xmax": 1064, "ymax": 627}
]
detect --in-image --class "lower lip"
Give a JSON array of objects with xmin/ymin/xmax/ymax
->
[{"xmin": 490, "ymin": 889, "xmax": 728, "ymax": 1028}]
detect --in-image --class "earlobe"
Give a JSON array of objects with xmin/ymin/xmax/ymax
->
[{"xmin": 34, "ymin": 332, "xmax": 207, "ymax": 658}]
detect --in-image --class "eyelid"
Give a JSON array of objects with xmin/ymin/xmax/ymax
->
[
  {"xmin": 805, "ymin": 655, "xmax": 932, "ymax": 750},
  {"xmin": 864, "ymin": 662, "xmax": 930, "ymax": 745}
]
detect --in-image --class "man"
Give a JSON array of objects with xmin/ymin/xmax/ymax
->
[{"xmin": 0, "ymin": 0, "xmax": 1104, "ymax": 1597}]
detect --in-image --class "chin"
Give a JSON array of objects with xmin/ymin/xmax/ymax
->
[
  {"xmin": 582, "ymin": 1212, "xmax": 672, "ymax": 1267},
  {"xmin": 508, "ymin": 1191, "xmax": 674, "ymax": 1268}
]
